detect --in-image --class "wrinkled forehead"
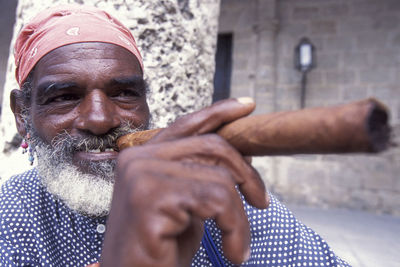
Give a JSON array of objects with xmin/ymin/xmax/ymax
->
[{"xmin": 31, "ymin": 42, "xmax": 143, "ymax": 88}]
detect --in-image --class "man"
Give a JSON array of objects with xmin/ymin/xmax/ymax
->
[{"xmin": 1, "ymin": 5, "xmax": 349, "ymax": 267}]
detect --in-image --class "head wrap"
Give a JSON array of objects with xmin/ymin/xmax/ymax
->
[{"xmin": 14, "ymin": 5, "xmax": 143, "ymax": 87}]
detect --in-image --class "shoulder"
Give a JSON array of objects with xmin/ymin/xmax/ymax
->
[
  {"xmin": 242, "ymin": 193, "xmax": 350, "ymax": 266},
  {"xmin": 0, "ymin": 169, "xmax": 42, "ymax": 265},
  {"xmin": 0, "ymin": 168, "xmax": 42, "ymax": 204},
  {"xmin": 197, "ymin": 193, "xmax": 350, "ymax": 266},
  {"xmin": 0, "ymin": 168, "xmax": 49, "ymax": 221}
]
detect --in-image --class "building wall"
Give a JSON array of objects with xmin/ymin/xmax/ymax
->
[
  {"xmin": 219, "ymin": 0, "xmax": 400, "ymax": 215},
  {"xmin": 0, "ymin": 0, "xmax": 17, "ymax": 113}
]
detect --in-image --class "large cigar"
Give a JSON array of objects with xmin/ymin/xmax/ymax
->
[{"xmin": 117, "ymin": 98, "xmax": 391, "ymax": 156}]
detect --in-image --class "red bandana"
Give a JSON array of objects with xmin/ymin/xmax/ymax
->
[{"xmin": 14, "ymin": 5, "xmax": 143, "ymax": 86}]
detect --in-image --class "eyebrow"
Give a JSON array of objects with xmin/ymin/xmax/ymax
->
[
  {"xmin": 36, "ymin": 81, "xmax": 79, "ymax": 96},
  {"xmin": 108, "ymin": 75, "xmax": 145, "ymax": 87}
]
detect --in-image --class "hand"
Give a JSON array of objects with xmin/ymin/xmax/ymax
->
[{"xmin": 100, "ymin": 98, "xmax": 269, "ymax": 267}]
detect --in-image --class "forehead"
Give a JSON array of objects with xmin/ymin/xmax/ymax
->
[{"xmin": 31, "ymin": 42, "xmax": 142, "ymax": 87}]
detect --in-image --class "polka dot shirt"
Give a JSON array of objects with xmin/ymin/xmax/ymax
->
[{"xmin": 0, "ymin": 169, "xmax": 350, "ymax": 266}]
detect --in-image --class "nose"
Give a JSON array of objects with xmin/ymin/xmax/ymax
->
[{"xmin": 75, "ymin": 90, "xmax": 120, "ymax": 135}]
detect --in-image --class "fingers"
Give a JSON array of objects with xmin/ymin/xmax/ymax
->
[
  {"xmin": 118, "ymin": 134, "xmax": 268, "ymax": 209},
  {"xmin": 149, "ymin": 97, "xmax": 255, "ymax": 144},
  {"xmin": 119, "ymin": 159, "xmax": 252, "ymax": 264}
]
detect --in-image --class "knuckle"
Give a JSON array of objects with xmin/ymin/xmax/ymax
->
[
  {"xmin": 208, "ymin": 182, "xmax": 236, "ymax": 206},
  {"xmin": 202, "ymin": 133, "xmax": 226, "ymax": 147}
]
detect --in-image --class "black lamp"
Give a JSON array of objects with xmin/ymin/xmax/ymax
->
[{"xmin": 294, "ymin": 37, "xmax": 316, "ymax": 108}]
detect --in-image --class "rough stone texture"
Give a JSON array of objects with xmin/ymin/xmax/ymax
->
[
  {"xmin": 220, "ymin": 0, "xmax": 400, "ymax": 215},
  {"xmin": 0, "ymin": 0, "xmax": 220, "ymax": 180}
]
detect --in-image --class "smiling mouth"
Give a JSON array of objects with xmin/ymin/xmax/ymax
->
[{"xmin": 75, "ymin": 141, "xmax": 120, "ymax": 153}]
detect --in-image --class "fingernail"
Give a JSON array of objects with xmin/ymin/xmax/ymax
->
[
  {"xmin": 244, "ymin": 247, "xmax": 251, "ymax": 261},
  {"xmin": 236, "ymin": 97, "xmax": 254, "ymax": 105}
]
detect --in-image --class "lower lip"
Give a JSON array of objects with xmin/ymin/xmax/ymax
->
[{"xmin": 73, "ymin": 150, "xmax": 119, "ymax": 162}]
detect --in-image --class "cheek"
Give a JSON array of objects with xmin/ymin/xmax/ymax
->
[
  {"xmin": 120, "ymin": 101, "xmax": 150, "ymax": 128},
  {"xmin": 31, "ymin": 109, "xmax": 77, "ymax": 143}
]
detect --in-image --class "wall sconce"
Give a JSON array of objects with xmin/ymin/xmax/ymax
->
[{"xmin": 294, "ymin": 37, "xmax": 316, "ymax": 108}]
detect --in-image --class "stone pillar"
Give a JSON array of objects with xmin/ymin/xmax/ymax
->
[{"xmin": 0, "ymin": 0, "xmax": 221, "ymax": 180}]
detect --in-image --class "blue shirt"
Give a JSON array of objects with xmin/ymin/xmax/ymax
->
[{"xmin": 0, "ymin": 169, "xmax": 350, "ymax": 266}]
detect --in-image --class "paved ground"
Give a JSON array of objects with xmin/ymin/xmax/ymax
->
[{"xmin": 288, "ymin": 205, "xmax": 400, "ymax": 267}]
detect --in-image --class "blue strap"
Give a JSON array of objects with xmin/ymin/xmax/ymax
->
[{"xmin": 201, "ymin": 225, "xmax": 226, "ymax": 267}]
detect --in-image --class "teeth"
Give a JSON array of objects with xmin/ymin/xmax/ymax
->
[{"xmin": 87, "ymin": 148, "xmax": 115, "ymax": 153}]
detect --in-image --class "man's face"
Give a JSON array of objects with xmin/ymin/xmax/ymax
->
[
  {"xmin": 11, "ymin": 42, "xmax": 150, "ymax": 216},
  {"xmin": 29, "ymin": 42, "xmax": 150, "ymax": 172}
]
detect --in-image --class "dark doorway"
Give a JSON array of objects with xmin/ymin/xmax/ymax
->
[{"xmin": 212, "ymin": 33, "xmax": 233, "ymax": 102}]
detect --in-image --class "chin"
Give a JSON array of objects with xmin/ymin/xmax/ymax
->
[{"xmin": 36, "ymin": 145, "xmax": 115, "ymax": 217}]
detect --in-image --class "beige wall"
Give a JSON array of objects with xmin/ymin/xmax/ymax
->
[{"xmin": 219, "ymin": 0, "xmax": 400, "ymax": 215}]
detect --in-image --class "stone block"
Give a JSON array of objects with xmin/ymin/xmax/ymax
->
[
  {"xmin": 292, "ymin": 6, "xmax": 320, "ymax": 20},
  {"xmin": 347, "ymin": 189, "xmax": 380, "ymax": 211},
  {"xmin": 254, "ymin": 91, "xmax": 275, "ymax": 114},
  {"xmin": 258, "ymin": 1, "xmax": 277, "ymax": 20},
  {"xmin": 257, "ymin": 65, "xmax": 274, "ymax": 81},
  {"xmin": 311, "ymin": 20, "xmax": 337, "ymax": 35},
  {"xmin": 341, "ymin": 52, "xmax": 369, "ymax": 68},
  {"xmin": 389, "ymin": 32, "xmax": 400, "ymax": 49},
  {"xmin": 234, "ymin": 40, "xmax": 257, "ymax": 55},
  {"xmin": 275, "ymin": 99, "xmax": 299, "ymax": 111},
  {"xmin": 233, "ymin": 57, "xmax": 250, "ymax": 71},
  {"xmin": 231, "ymin": 69, "xmax": 253, "ymax": 83},
  {"xmin": 277, "ymin": 68, "xmax": 300, "ymax": 84},
  {"xmin": 326, "ymin": 70, "xmax": 356, "ymax": 85},
  {"xmin": 356, "ymin": 32, "xmax": 390, "ymax": 51},
  {"xmin": 321, "ymin": 3, "xmax": 349, "ymax": 17},
  {"xmin": 360, "ymin": 68, "xmax": 394, "ymax": 84},
  {"xmin": 341, "ymin": 86, "xmax": 367, "ymax": 101},
  {"xmin": 230, "ymin": 84, "xmax": 254, "ymax": 98},
  {"xmin": 367, "ymin": 85, "xmax": 398, "ymax": 101},
  {"xmin": 379, "ymin": 190, "xmax": 400, "ymax": 215},
  {"xmin": 259, "ymin": 35, "xmax": 276, "ymax": 52},
  {"xmin": 372, "ymin": 15, "xmax": 399, "ymax": 31},
  {"xmin": 235, "ymin": 30, "xmax": 257, "ymax": 42},
  {"xmin": 307, "ymin": 84, "xmax": 339, "ymax": 102},
  {"xmin": 350, "ymin": 1, "xmax": 384, "ymax": 17},
  {"xmin": 279, "ymin": 55, "xmax": 295, "ymax": 69},
  {"xmin": 370, "ymin": 50, "xmax": 398, "ymax": 68},
  {"xmin": 338, "ymin": 18, "xmax": 372, "ymax": 35},
  {"xmin": 329, "ymin": 162, "xmax": 363, "ymax": 189},
  {"xmin": 362, "ymin": 164, "xmax": 396, "ymax": 191},
  {"xmin": 323, "ymin": 37, "xmax": 355, "ymax": 52},
  {"xmin": 307, "ymin": 70, "xmax": 324, "ymax": 85},
  {"xmin": 258, "ymin": 54, "xmax": 274, "ymax": 68},
  {"xmin": 281, "ymin": 22, "xmax": 309, "ymax": 36},
  {"xmin": 316, "ymin": 53, "xmax": 340, "ymax": 70},
  {"xmin": 385, "ymin": 0, "xmax": 400, "ymax": 11}
]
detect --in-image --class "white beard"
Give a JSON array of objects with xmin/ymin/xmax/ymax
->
[
  {"xmin": 36, "ymin": 145, "xmax": 114, "ymax": 217},
  {"xmin": 24, "ymin": 117, "xmax": 144, "ymax": 217}
]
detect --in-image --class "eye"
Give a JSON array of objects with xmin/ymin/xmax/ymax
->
[
  {"xmin": 47, "ymin": 94, "xmax": 79, "ymax": 103},
  {"xmin": 114, "ymin": 89, "xmax": 142, "ymax": 98}
]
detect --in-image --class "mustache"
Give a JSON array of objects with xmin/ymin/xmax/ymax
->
[{"xmin": 50, "ymin": 123, "xmax": 143, "ymax": 154}]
